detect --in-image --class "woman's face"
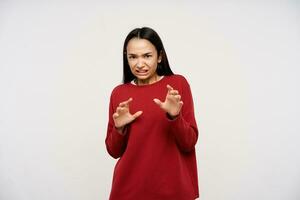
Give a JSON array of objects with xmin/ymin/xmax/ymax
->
[{"xmin": 126, "ymin": 38, "xmax": 162, "ymax": 85}]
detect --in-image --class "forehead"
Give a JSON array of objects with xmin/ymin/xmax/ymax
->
[{"xmin": 126, "ymin": 38, "xmax": 156, "ymax": 54}]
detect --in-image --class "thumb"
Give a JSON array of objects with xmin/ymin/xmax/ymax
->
[
  {"xmin": 132, "ymin": 111, "xmax": 143, "ymax": 119},
  {"xmin": 178, "ymin": 101, "xmax": 184, "ymax": 110},
  {"xmin": 153, "ymin": 98, "xmax": 163, "ymax": 107}
]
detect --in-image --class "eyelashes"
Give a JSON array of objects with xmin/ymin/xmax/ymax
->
[{"xmin": 128, "ymin": 55, "xmax": 152, "ymax": 59}]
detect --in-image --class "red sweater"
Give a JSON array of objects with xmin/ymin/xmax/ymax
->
[{"xmin": 105, "ymin": 74, "xmax": 199, "ymax": 200}]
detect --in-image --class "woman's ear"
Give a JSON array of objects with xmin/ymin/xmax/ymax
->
[{"xmin": 158, "ymin": 50, "xmax": 163, "ymax": 63}]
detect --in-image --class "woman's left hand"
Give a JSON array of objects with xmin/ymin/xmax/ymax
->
[{"xmin": 153, "ymin": 84, "xmax": 183, "ymax": 119}]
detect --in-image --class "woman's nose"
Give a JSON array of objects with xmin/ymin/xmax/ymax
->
[{"xmin": 136, "ymin": 58, "xmax": 144, "ymax": 68}]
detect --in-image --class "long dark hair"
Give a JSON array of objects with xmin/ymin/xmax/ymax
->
[{"xmin": 122, "ymin": 27, "xmax": 174, "ymax": 83}]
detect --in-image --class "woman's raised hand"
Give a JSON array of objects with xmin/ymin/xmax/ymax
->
[
  {"xmin": 113, "ymin": 98, "xmax": 143, "ymax": 133},
  {"xmin": 153, "ymin": 84, "xmax": 183, "ymax": 119}
]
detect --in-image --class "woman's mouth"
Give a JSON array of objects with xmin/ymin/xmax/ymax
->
[{"xmin": 136, "ymin": 69, "xmax": 148, "ymax": 75}]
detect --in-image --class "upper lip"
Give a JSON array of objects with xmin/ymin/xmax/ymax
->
[{"xmin": 136, "ymin": 69, "xmax": 148, "ymax": 73}]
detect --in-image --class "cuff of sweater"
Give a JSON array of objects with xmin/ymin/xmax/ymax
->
[
  {"xmin": 166, "ymin": 112, "xmax": 184, "ymax": 131},
  {"xmin": 112, "ymin": 126, "xmax": 127, "ymax": 143}
]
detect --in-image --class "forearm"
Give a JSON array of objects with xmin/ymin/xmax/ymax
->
[
  {"xmin": 167, "ymin": 112, "xmax": 198, "ymax": 152},
  {"xmin": 105, "ymin": 126, "xmax": 128, "ymax": 158}
]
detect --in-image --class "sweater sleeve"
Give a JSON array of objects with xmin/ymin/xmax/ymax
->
[
  {"xmin": 105, "ymin": 92, "xmax": 128, "ymax": 159},
  {"xmin": 167, "ymin": 77, "xmax": 199, "ymax": 153}
]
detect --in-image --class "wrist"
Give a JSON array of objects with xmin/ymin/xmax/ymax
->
[
  {"xmin": 166, "ymin": 112, "xmax": 179, "ymax": 120},
  {"xmin": 115, "ymin": 126, "xmax": 125, "ymax": 134}
]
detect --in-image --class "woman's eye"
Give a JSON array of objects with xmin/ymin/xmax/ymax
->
[{"xmin": 145, "ymin": 55, "xmax": 151, "ymax": 58}]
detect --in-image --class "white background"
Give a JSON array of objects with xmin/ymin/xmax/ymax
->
[{"xmin": 1, "ymin": 1, "xmax": 299, "ymax": 200}]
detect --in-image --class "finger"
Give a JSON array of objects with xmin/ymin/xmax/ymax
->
[
  {"xmin": 132, "ymin": 111, "xmax": 143, "ymax": 119},
  {"xmin": 174, "ymin": 94, "xmax": 181, "ymax": 100},
  {"xmin": 116, "ymin": 107, "xmax": 122, "ymax": 113},
  {"xmin": 169, "ymin": 90, "xmax": 179, "ymax": 95},
  {"xmin": 166, "ymin": 84, "xmax": 173, "ymax": 93},
  {"xmin": 125, "ymin": 97, "xmax": 133, "ymax": 104},
  {"xmin": 153, "ymin": 98, "xmax": 163, "ymax": 107},
  {"xmin": 112, "ymin": 112, "xmax": 119, "ymax": 119},
  {"xmin": 116, "ymin": 107, "xmax": 125, "ymax": 113},
  {"xmin": 119, "ymin": 102, "xmax": 126, "ymax": 107},
  {"xmin": 179, "ymin": 101, "xmax": 184, "ymax": 110},
  {"xmin": 119, "ymin": 97, "xmax": 133, "ymax": 107}
]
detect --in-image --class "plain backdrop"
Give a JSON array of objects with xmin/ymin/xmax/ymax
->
[{"xmin": 0, "ymin": 1, "xmax": 299, "ymax": 200}]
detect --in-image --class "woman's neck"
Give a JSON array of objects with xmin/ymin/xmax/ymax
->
[{"xmin": 134, "ymin": 75, "xmax": 163, "ymax": 86}]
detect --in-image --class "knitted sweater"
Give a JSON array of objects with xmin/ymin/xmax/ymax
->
[{"xmin": 105, "ymin": 74, "xmax": 199, "ymax": 200}]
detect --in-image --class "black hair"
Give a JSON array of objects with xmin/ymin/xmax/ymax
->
[{"xmin": 122, "ymin": 27, "xmax": 174, "ymax": 83}]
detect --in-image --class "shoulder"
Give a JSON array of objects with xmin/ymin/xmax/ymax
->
[
  {"xmin": 167, "ymin": 74, "xmax": 190, "ymax": 87},
  {"xmin": 110, "ymin": 83, "xmax": 131, "ymax": 97}
]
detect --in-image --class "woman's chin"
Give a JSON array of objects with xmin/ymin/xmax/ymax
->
[{"xmin": 135, "ymin": 74, "xmax": 149, "ymax": 80}]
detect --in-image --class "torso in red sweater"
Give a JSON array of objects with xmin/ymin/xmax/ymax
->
[{"xmin": 105, "ymin": 74, "xmax": 199, "ymax": 200}]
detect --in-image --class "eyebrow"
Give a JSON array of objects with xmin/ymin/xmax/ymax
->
[{"xmin": 127, "ymin": 52, "xmax": 153, "ymax": 56}]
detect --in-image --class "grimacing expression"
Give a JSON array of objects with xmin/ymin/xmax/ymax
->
[{"xmin": 126, "ymin": 38, "xmax": 162, "ymax": 84}]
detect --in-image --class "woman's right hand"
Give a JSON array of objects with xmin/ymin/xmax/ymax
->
[{"xmin": 112, "ymin": 97, "xmax": 143, "ymax": 134}]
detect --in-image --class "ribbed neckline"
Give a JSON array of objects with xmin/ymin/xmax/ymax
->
[{"xmin": 129, "ymin": 76, "xmax": 166, "ymax": 88}]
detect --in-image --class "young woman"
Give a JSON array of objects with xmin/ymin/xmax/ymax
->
[{"xmin": 105, "ymin": 27, "xmax": 199, "ymax": 200}]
